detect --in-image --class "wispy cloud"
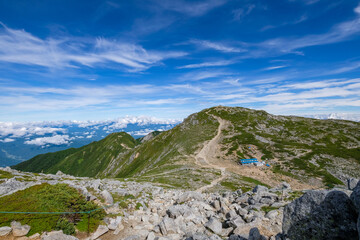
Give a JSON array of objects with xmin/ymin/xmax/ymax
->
[
  {"xmin": 0, "ymin": 23, "xmax": 186, "ymax": 71},
  {"xmin": 232, "ymin": 4, "xmax": 255, "ymax": 21},
  {"xmin": 180, "ymin": 69, "xmax": 233, "ymax": 81},
  {"xmin": 177, "ymin": 60, "xmax": 234, "ymax": 69},
  {"xmin": 288, "ymin": 0, "xmax": 321, "ymax": 5},
  {"xmin": 24, "ymin": 135, "xmax": 73, "ymax": 146},
  {"xmin": 190, "ymin": 39, "xmax": 245, "ymax": 53},
  {"xmin": 154, "ymin": 0, "xmax": 226, "ymax": 17},
  {"xmin": 261, "ymin": 15, "xmax": 308, "ymax": 31},
  {"xmin": 257, "ymin": 4, "xmax": 360, "ymax": 54},
  {"xmin": 263, "ymin": 65, "xmax": 288, "ymax": 71}
]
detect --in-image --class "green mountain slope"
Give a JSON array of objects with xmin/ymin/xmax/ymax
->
[
  {"xmin": 14, "ymin": 106, "xmax": 360, "ymax": 189},
  {"xmin": 14, "ymin": 132, "xmax": 137, "ymax": 177}
]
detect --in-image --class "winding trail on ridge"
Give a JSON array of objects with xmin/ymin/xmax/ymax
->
[{"xmin": 195, "ymin": 115, "xmax": 229, "ymax": 193}]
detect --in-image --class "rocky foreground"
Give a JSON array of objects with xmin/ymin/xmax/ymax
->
[{"xmin": 0, "ymin": 167, "xmax": 360, "ymax": 240}]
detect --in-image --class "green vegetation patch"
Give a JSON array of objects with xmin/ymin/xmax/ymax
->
[
  {"xmin": 220, "ymin": 181, "xmax": 241, "ymax": 191},
  {"xmin": 0, "ymin": 170, "xmax": 13, "ymax": 179},
  {"xmin": 0, "ymin": 183, "xmax": 104, "ymax": 235},
  {"xmin": 261, "ymin": 206, "xmax": 279, "ymax": 214},
  {"xmin": 240, "ymin": 176, "xmax": 271, "ymax": 188}
]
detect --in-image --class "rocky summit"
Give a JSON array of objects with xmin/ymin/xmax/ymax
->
[{"xmin": 0, "ymin": 167, "xmax": 360, "ymax": 240}]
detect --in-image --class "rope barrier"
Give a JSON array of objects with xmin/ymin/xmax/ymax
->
[
  {"xmin": 0, "ymin": 204, "xmax": 113, "ymax": 215},
  {"xmin": 0, "ymin": 204, "xmax": 113, "ymax": 235}
]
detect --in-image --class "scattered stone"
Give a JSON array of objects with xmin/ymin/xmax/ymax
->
[
  {"xmin": 29, "ymin": 233, "xmax": 41, "ymax": 239},
  {"xmin": 227, "ymin": 216, "xmax": 245, "ymax": 228},
  {"xmin": 100, "ymin": 190, "xmax": 113, "ymax": 205},
  {"xmin": 91, "ymin": 225, "xmax": 109, "ymax": 240},
  {"xmin": 0, "ymin": 226, "xmax": 12, "ymax": 236},
  {"xmin": 113, "ymin": 223, "xmax": 124, "ymax": 235},
  {"xmin": 252, "ymin": 185, "xmax": 268, "ymax": 194},
  {"xmin": 265, "ymin": 210, "xmax": 279, "ymax": 220},
  {"xmin": 205, "ymin": 217, "xmax": 222, "ymax": 235},
  {"xmin": 178, "ymin": 191, "xmax": 203, "ymax": 203},
  {"xmin": 125, "ymin": 235, "xmax": 141, "ymax": 240},
  {"xmin": 248, "ymin": 227, "xmax": 267, "ymax": 240},
  {"xmin": 348, "ymin": 178, "xmax": 359, "ymax": 191},
  {"xmin": 41, "ymin": 230, "xmax": 78, "ymax": 240},
  {"xmin": 159, "ymin": 216, "xmax": 177, "ymax": 235},
  {"xmin": 107, "ymin": 216, "xmax": 122, "ymax": 230},
  {"xmin": 146, "ymin": 232, "xmax": 156, "ymax": 240},
  {"xmin": 11, "ymin": 221, "xmax": 31, "ymax": 237}
]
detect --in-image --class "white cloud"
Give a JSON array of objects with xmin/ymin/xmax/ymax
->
[
  {"xmin": 177, "ymin": 60, "xmax": 234, "ymax": 69},
  {"xmin": 127, "ymin": 129, "xmax": 161, "ymax": 136},
  {"xmin": 105, "ymin": 116, "xmax": 179, "ymax": 130},
  {"xmin": 181, "ymin": 69, "xmax": 233, "ymax": 81},
  {"xmin": 190, "ymin": 39, "xmax": 244, "ymax": 53},
  {"xmin": 0, "ymin": 23, "xmax": 186, "ymax": 71},
  {"xmin": 257, "ymin": 4, "xmax": 360, "ymax": 54},
  {"xmin": 0, "ymin": 138, "xmax": 15, "ymax": 143},
  {"xmin": 232, "ymin": 4, "xmax": 255, "ymax": 21},
  {"xmin": 24, "ymin": 135, "xmax": 74, "ymax": 146},
  {"xmin": 154, "ymin": 0, "xmax": 226, "ymax": 17},
  {"xmin": 263, "ymin": 65, "xmax": 287, "ymax": 71},
  {"xmin": 0, "ymin": 122, "xmax": 66, "ymax": 138}
]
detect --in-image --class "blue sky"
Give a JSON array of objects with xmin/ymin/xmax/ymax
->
[{"xmin": 0, "ymin": 0, "xmax": 359, "ymax": 122}]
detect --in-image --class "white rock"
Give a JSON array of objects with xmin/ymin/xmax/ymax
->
[
  {"xmin": 265, "ymin": 210, "xmax": 279, "ymax": 220},
  {"xmin": 100, "ymin": 190, "xmax": 113, "ymax": 205},
  {"xmin": 146, "ymin": 232, "xmax": 156, "ymax": 240},
  {"xmin": 29, "ymin": 233, "xmax": 41, "ymax": 239},
  {"xmin": 11, "ymin": 221, "xmax": 31, "ymax": 237},
  {"xmin": 0, "ymin": 226, "xmax": 12, "ymax": 236},
  {"xmin": 91, "ymin": 225, "xmax": 109, "ymax": 240},
  {"xmin": 205, "ymin": 217, "xmax": 222, "ymax": 235},
  {"xmin": 41, "ymin": 230, "xmax": 78, "ymax": 240}
]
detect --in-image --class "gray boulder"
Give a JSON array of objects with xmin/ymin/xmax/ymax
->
[
  {"xmin": 348, "ymin": 178, "xmax": 359, "ymax": 191},
  {"xmin": 178, "ymin": 191, "xmax": 203, "ymax": 203},
  {"xmin": 146, "ymin": 232, "xmax": 156, "ymax": 240},
  {"xmin": 228, "ymin": 234, "xmax": 247, "ymax": 240},
  {"xmin": 351, "ymin": 181, "xmax": 360, "ymax": 240},
  {"xmin": 159, "ymin": 216, "xmax": 177, "ymax": 235},
  {"xmin": 100, "ymin": 190, "xmax": 113, "ymax": 205},
  {"xmin": 205, "ymin": 217, "xmax": 223, "ymax": 235},
  {"xmin": 42, "ymin": 230, "xmax": 78, "ymax": 240},
  {"xmin": 125, "ymin": 235, "xmax": 141, "ymax": 240},
  {"xmin": 91, "ymin": 225, "xmax": 109, "ymax": 240},
  {"xmin": 283, "ymin": 190, "xmax": 358, "ymax": 240},
  {"xmin": 0, "ymin": 226, "xmax": 12, "ymax": 236},
  {"xmin": 351, "ymin": 181, "xmax": 360, "ymax": 212},
  {"xmin": 265, "ymin": 210, "xmax": 279, "ymax": 219},
  {"xmin": 248, "ymin": 227, "xmax": 267, "ymax": 240},
  {"xmin": 252, "ymin": 185, "xmax": 268, "ymax": 194},
  {"xmin": 185, "ymin": 232, "xmax": 209, "ymax": 240},
  {"xmin": 167, "ymin": 205, "xmax": 193, "ymax": 218},
  {"xmin": 227, "ymin": 216, "xmax": 245, "ymax": 228}
]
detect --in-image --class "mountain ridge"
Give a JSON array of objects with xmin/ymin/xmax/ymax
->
[{"xmin": 13, "ymin": 106, "xmax": 360, "ymax": 190}]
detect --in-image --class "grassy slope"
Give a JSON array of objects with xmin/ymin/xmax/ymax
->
[
  {"xmin": 108, "ymin": 111, "xmax": 219, "ymax": 179},
  {"xmin": 207, "ymin": 107, "xmax": 360, "ymax": 187},
  {"xmin": 14, "ymin": 132, "xmax": 137, "ymax": 177},
  {"xmin": 0, "ymin": 183, "xmax": 103, "ymax": 235},
  {"xmin": 12, "ymin": 106, "xmax": 360, "ymax": 188}
]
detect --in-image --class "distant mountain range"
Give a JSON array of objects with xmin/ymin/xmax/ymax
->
[
  {"xmin": 304, "ymin": 113, "xmax": 360, "ymax": 122},
  {"xmin": 14, "ymin": 106, "xmax": 360, "ymax": 189},
  {"xmin": 0, "ymin": 116, "xmax": 179, "ymax": 167}
]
